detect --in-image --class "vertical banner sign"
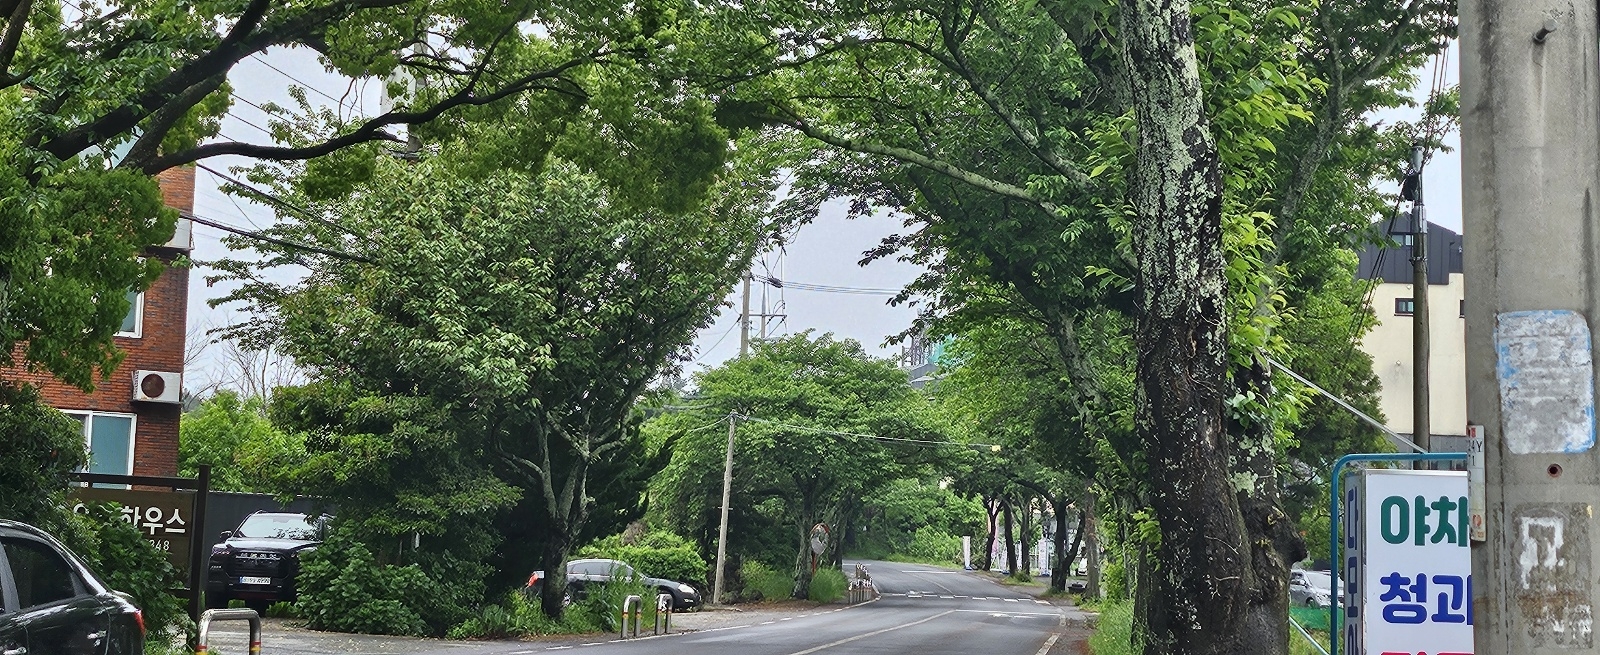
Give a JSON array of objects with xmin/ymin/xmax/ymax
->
[
  {"xmin": 1359, "ymin": 469, "xmax": 1474, "ymax": 655},
  {"xmin": 962, "ymin": 536, "xmax": 972, "ymax": 569},
  {"xmin": 1466, "ymin": 425, "xmax": 1487, "ymax": 542},
  {"xmin": 1344, "ymin": 480, "xmax": 1362, "ymax": 655}
]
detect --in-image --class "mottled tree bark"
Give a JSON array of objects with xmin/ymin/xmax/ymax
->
[
  {"xmin": 1233, "ymin": 362, "xmax": 1308, "ymax": 654},
  {"xmin": 1118, "ymin": 0, "xmax": 1253, "ymax": 652},
  {"xmin": 1002, "ymin": 497, "xmax": 1017, "ymax": 574}
]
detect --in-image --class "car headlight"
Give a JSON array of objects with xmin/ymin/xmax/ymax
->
[{"xmin": 678, "ymin": 583, "xmax": 695, "ymax": 594}]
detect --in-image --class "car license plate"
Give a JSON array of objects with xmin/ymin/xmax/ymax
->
[{"xmin": 239, "ymin": 576, "xmax": 272, "ymax": 585}]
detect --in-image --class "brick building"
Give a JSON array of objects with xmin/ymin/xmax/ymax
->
[{"xmin": 7, "ymin": 167, "xmax": 193, "ymax": 478}]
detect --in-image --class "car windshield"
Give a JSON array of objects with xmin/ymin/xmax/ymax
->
[{"xmin": 234, "ymin": 514, "xmax": 317, "ymax": 540}]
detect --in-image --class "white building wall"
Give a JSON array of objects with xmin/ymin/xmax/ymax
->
[{"xmin": 1359, "ymin": 273, "xmax": 1468, "ymax": 437}]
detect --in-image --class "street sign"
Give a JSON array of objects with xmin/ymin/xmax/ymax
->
[
  {"xmin": 70, "ymin": 487, "xmax": 196, "ymax": 571},
  {"xmin": 1350, "ymin": 469, "xmax": 1474, "ymax": 655},
  {"xmin": 810, "ymin": 523, "xmax": 829, "ymax": 555}
]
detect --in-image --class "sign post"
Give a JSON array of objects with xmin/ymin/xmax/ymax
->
[{"xmin": 1349, "ymin": 469, "xmax": 1474, "ymax": 655}]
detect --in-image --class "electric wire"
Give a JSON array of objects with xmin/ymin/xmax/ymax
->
[
  {"xmin": 731, "ymin": 413, "xmax": 1001, "ymax": 450},
  {"xmin": 184, "ymin": 212, "xmax": 372, "ymax": 263},
  {"xmin": 250, "ymin": 54, "xmax": 365, "ymax": 118}
]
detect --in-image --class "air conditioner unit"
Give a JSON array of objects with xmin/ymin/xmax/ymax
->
[
  {"xmin": 132, "ymin": 370, "xmax": 182, "ymax": 404},
  {"xmin": 162, "ymin": 216, "xmax": 193, "ymax": 251}
]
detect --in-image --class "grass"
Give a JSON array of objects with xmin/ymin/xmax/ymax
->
[{"xmin": 1085, "ymin": 600, "xmax": 1333, "ymax": 655}]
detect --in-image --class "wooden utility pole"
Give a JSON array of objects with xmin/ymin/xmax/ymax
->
[
  {"xmin": 739, "ymin": 274, "xmax": 751, "ymax": 357},
  {"xmin": 1408, "ymin": 144, "xmax": 1431, "ymax": 460}
]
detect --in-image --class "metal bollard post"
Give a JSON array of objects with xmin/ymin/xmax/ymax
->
[
  {"xmin": 620, "ymin": 595, "xmax": 642, "ymax": 638},
  {"xmin": 655, "ymin": 593, "xmax": 673, "ymax": 634},
  {"xmin": 195, "ymin": 608, "xmax": 261, "ymax": 655}
]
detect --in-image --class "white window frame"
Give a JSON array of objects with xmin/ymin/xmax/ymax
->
[
  {"xmin": 62, "ymin": 410, "xmax": 138, "ymax": 477},
  {"xmin": 115, "ymin": 290, "xmax": 144, "ymax": 338}
]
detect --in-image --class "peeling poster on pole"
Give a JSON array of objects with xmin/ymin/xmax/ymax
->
[{"xmin": 1494, "ymin": 310, "xmax": 1595, "ymax": 454}]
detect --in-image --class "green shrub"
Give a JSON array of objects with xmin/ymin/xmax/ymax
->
[
  {"xmin": 807, "ymin": 568, "xmax": 847, "ymax": 603},
  {"xmin": 227, "ymin": 599, "xmax": 246, "ymax": 609},
  {"xmin": 1102, "ymin": 558, "xmax": 1129, "ymax": 601},
  {"xmin": 577, "ymin": 531, "xmax": 708, "ymax": 585},
  {"xmin": 1087, "ymin": 600, "xmax": 1136, "ymax": 655},
  {"xmin": 294, "ymin": 531, "xmax": 431, "ymax": 636},
  {"xmin": 56, "ymin": 504, "xmax": 191, "ymax": 647},
  {"xmin": 739, "ymin": 560, "xmax": 792, "ymax": 601},
  {"xmin": 902, "ymin": 526, "xmax": 961, "ymax": 565},
  {"xmin": 266, "ymin": 601, "xmax": 298, "ymax": 619}
]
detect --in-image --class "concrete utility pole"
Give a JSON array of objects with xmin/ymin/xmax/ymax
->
[
  {"xmin": 739, "ymin": 274, "xmax": 751, "ymax": 357},
  {"xmin": 1408, "ymin": 144, "xmax": 1431, "ymax": 460},
  {"xmin": 711, "ymin": 412, "xmax": 736, "ymax": 605},
  {"xmin": 1462, "ymin": 2, "xmax": 1600, "ymax": 651}
]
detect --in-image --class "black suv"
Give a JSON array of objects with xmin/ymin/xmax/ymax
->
[
  {"xmin": 206, "ymin": 512, "xmax": 324, "ymax": 611},
  {"xmin": 0, "ymin": 520, "xmax": 145, "ymax": 655}
]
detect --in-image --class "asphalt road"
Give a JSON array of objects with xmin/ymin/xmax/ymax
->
[{"xmin": 199, "ymin": 561, "xmax": 1089, "ymax": 655}]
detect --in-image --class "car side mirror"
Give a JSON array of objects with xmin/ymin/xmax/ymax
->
[{"xmin": 218, "ymin": 530, "xmax": 233, "ymax": 541}]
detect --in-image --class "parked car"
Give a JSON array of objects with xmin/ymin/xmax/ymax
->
[
  {"xmin": 1290, "ymin": 569, "xmax": 1341, "ymax": 608},
  {"xmin": 527, "ymin": 558, "xmax": 702, "ymax": 611},
  {"xmin": 0, "ymin": 520, "xmax": 145, "ymax": 655},
  {"xmin": 206, "ymin": 512, "xmax": 325, "ymax": 611}
]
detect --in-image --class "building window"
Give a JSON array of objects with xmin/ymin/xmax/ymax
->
[
  {"xmin": 62, "ymin": 411, "xmax": 136, "ymax": 477},
  {"xmin": 1395, "ymin": 298, "xmax": 1415, "ymax": 316},
  {"xmin": 1460, "ymin": 299, "xmax": 1466, "ymax": 318},
  {"xmin": 116, "ymin": 290, "xmax": 143, "ymax": 338}
]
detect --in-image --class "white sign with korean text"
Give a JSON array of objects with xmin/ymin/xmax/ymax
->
[{"xmin": 1362, "ymin": 469, "xmax": 1473, "ymax": 655}]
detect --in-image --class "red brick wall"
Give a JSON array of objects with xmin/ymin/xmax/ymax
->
[{"xmin": 3, "ymin": 167, "xmax": 193, "ymax": 478}]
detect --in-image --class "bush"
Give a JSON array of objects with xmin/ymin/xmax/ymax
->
[
  {"xmin": 266, "ymin": 601, "xmax": 298, "ymax": 619},
  {"xmin": 739, "ymin": 560, "xmax": 792, "ymax": 601},
  {"xmin": 57, "ymin": 504, "xmax": 191, "ymax": 647},
  {"xmin": 577, "ymin": 530, "xmax": 708, "ymax": 585},
  {"xmin": 902, "ymin": 526, "xmax": 961, "ymax": 565},
  {"xmin": 447, "ymin": 581, "xmax": 664, "ymax": 640},
  {"xmin": 1087, "ymin": 600, "xmax": 1136, "ymax": 655},
  {"xmin": 807, "ymin": 568, "xmax": 846, "ymax": 603},
  {"xmin": 294, "ymin": 530, "xmax": 431, "ymax": 636}
]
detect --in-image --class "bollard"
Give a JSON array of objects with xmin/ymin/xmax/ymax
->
[
  {"xmin": 195, "ymin": 608, "xmax": 261, "ymax": 655},
  {"xmin": 620, "ymin": 595, "xmax": 642, "ymax": 638},
  {"xmin": 655, "ymin": 593, "xmax": 673, "ymax": 634}
]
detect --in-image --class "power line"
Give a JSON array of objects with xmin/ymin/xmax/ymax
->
[
  {"xmin": 250, "ymin": 55, "xmax": 364, "ymax": 117},
  {"xmin": 755, "ymin": 275, "xmax": 900, "ymax": 296},
  {"xmin": 184, "ymin": 211, "xmax": 372, "ymax": 263},
  {"xmin": 196, "ymin": 163, "xmax": 357, "ymax": 237},
  {"xmin": 731, "ymin": 413, "xmax": 1000, "ymax": 449}
]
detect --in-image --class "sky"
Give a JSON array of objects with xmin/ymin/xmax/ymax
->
[{"xmin": 184, "ymin": 42, "xmax": 1461, "ymax": 395}]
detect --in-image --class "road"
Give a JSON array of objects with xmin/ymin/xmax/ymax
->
[{"xmin": 200, "ymin": 561, "xmax": 1090, "ymax": 655}]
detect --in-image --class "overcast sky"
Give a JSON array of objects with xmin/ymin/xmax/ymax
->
[{"xmin": 185, "ymin": 42, "xmax": 1459, "ymax": 395}]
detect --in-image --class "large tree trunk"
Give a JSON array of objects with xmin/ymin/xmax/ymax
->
[
  {"xmin": 1055, "ymin": 508, "xmax": 1085, "ymax": 593},
  {"xmin": 1018, "ymin": 496, "xmax": 1033, "ymax": 577},
  {"xmin": 1234, "ymin": 362, "xmax": 1308, "ymax": 653},
  {"xmin": 539, "ymin": 535, "xmax": 573, "ymax": 618},
  {"xmin": 1002, "ymin": 497, "xmax": 1017, "ymax": 574},
  {"xmin": 1085, "ymin": 493, "xmax": 1101, "ymax": 599},
  {"xmin": 1119, "ymin": 0, "xmax": 1252, "ymax": 652},
  {"xmin": 981, "ymin": 496, "xmax": 1000, "ymax": 570}
]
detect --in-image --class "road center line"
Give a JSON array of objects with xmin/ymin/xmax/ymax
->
[
  {"xmin": 1034, "ymin": 633, "xmax": 1061, "ymax": 655},
  {"xmin": 780, "ymin": 610, "xmax": 957, "ymax": 655},
  {"xmin": 951, "ymin": 609, "xmax": 1061, "ymax": 617}
]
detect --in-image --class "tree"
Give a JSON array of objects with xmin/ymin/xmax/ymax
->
[
  {"xmin": 650, "ymin": 333, "xmax": 945, "ymax": 597},
  {"xmin": 0, "ymin": 0, "xmax": 686, "ymax": 392},
  {"xmin": 215, "ymin": 137, "xmax": 779, "ymax": 617},
  {"xmin": 676, "ymin": 0, "xmax": 1450, "ymax": 650},
  {"xmin": 178, "ymin": 390, "xmax": 302, "ymax": 492}
]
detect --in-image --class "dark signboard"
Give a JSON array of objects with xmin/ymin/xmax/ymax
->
[{"xmin": 69, "ymin": 487, "xmax": 196, "ymax": 570}]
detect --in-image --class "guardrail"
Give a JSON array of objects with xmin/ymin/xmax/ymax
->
[{"xmin": 195, "ymin": 608, "xmax": 260, "ymax": 655}]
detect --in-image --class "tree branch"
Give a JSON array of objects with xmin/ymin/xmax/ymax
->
[
  {"xmin": 0, "ymin": 0, "xmax": 30, "ymax": 85},
  {"xmin": 143, "ymin": 54, "xmax": 596, "ymax": 171},
  {"xmin": 766, "ymin": 109, "xmax": 1065, "ymax": 218}
]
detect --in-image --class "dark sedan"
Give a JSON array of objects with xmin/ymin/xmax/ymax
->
[
  {"xmin": 0, "ymin": 520, "xmax": 145, "ymax": 655},
  {"xmin": 528, "ymin": 558, "xmax": 702, "ymax": 611}
]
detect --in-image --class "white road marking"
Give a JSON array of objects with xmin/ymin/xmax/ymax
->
[
  {"xmin": 1034, "ymin": 600, "xmax": 1049, "ymax": 605},
  {"xmin": 780, "ymin": 617, "xmax": 795, "ymax": 621},
  {"xmin": 761, "ymin": 621, "xmax": 776, "ymax": 624},
  {"xmin": 952, "ymin": 609, "xmax": 1062, "ymax": 617},
  {"xmin": 940, "ymin": 595, "xmax": 954, "ymax": 599},
  {"xmin": 545, "ymin": 647, "xmax": 572, "ymax": 651},
  {"xmin": 1035, "ymin": 633, "xmax": 1061, "ymax": 655},
  {"xmin": 898, "ymin": 570, "xmax": 967, "ymax": 573},
  {"xmin": 1004, "ymin": 598, "xmax": 1019, "ymax": 603},
  {"xmin": 780, "ymin": 610, "xmax": 957, "ymax": 655}
]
